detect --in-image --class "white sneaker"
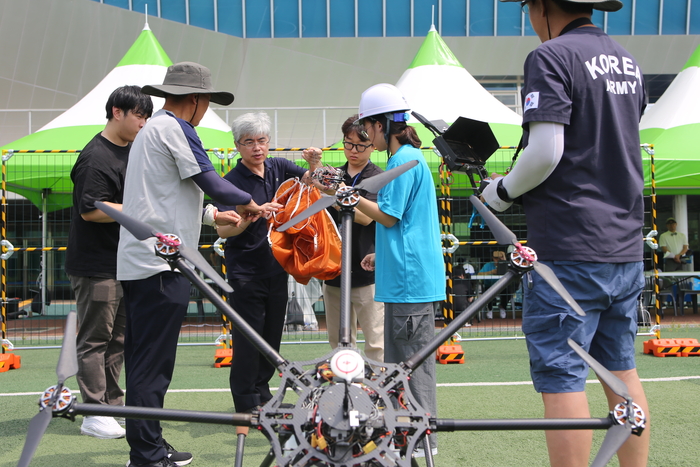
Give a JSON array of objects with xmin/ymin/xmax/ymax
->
[
  {"xmin": 413, "ymin": 447, "xmax": 438, "ymax": 458},
  {"xmin": 499, "ymin": 307, "xmax": 507, "ymax": 319},
  {"xmin": 80, "ymin": 415, "xmax": 126, "ymax": 439}
]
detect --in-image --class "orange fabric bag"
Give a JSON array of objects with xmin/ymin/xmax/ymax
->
[{"xmin": 268, "ymin": 178, "xmax": 342, "ymax": 285}]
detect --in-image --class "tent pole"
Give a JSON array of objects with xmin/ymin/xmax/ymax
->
[{"xmin": 41, "ymin": 190, "xmax": 48, "ymax": 315}]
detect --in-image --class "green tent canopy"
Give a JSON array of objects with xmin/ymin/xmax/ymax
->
[
  {"xmin": 0, "ymin": 24, "xmax": 234, "ymax": 212},
  {"xmin": 640, "ymin": 43, "xmax": 700, "ymax": 194}
]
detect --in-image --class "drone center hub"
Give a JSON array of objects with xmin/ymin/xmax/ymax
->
[{"xmin": 317, "ymin": 384, "xmax": 375, "ymax": 431}]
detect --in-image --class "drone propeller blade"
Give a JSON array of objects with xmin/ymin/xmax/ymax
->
[
  {"xmin": 468, "ymin": 195, "xmax": 517, "ymax": 245},
  {"xmin": 277, "ymin": 195, "xmax": 336, "ymax": 232},
  {"xmin": 95, "ymin": 201, "xmax": 157, "ymax": 241},
  {"xmin": 355, "ymin": 160, "xmax": 419, "ymax": 194},
  {"xmin": 16, "ymin": 409, "xmax": 52, "ymax": 467},
  {"xmin": 533, "ymin": 262, "xmax": 586, "ymax": 317},
  {"xmin": 590, "ymin": 424, "xmax": 632, "ymax": 467},
  {"xmin": 179, "ymin": 245, "xmax": 233, "ymax": 294},
  {"xmin": 567, "ymin": 338, "xmax": 631, "ymax": 400},
  {"xmin": 56, "ymin": 311, "xmax": 78, "ymax": 384}
]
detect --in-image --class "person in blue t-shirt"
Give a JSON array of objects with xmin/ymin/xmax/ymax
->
[
  {"xmin": 485, "ymin": 1, "xmax": 650, "ymax": 466},
  {"xmin": 354, "ymin": 83, "xmax": 445, "ymax": 457}
]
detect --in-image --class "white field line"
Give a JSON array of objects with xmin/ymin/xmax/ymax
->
[{"xmin": 3, "ymin": 375, "xmax": 700, "ymax": 398}]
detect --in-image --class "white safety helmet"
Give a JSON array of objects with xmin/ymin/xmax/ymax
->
[{"xmin": 358, "ymin": 83, "xmax": 410, "ymax": 120}]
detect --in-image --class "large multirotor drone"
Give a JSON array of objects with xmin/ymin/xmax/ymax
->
[{"xmin": 17, "ymin": 155, "xmax": 645, "ymax": 467}]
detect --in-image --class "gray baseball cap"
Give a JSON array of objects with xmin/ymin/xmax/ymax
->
[
  {"xmin": 142, "ymin": 62, "xmax": 234, "ymax": 106},
  {"xmin": 500, "ymin": 0, "xmax": 623, "ymax": 12}
]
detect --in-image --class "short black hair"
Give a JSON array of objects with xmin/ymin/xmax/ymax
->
[{"xmin": 105, "ymin": 85, "xmax": 154, "ymax": 120}]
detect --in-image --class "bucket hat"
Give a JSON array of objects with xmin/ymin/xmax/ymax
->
[{"xmin": 142, "ymin": 62, "xmax": 234, "ymax": 106}]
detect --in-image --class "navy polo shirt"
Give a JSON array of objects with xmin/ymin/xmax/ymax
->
[
  {"xmin": 520, "ymin": 25, "xmax": 645, "ymax": 263},
  {"xmin": 220, "ymin": 157, "xmax": 306, "ymax": 280}
]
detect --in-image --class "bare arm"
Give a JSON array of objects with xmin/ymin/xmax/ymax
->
[
  {"xmin": 81, "ymin": 201, "xmax": 121, "ymax": 223},
  {"xmin": 355, "ymin": 197, "xmax": 398, "ymax": 228}
]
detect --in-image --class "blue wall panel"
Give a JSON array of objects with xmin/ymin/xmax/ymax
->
[
  {"xmin": 469, "ymin": 1, "xmax": 494, "ymax": 36},
  {"xmin": 358, "ymin": 0, "xmax": 382, "ymax": 37},
  {"xmin": 692, "ymin": 0, "xmax": 700, "ymax": 34},
  {"xmin": 132, "ymin": 0, "xmax": 158, "ymax": 15},
  {"xmin": 218, "ymin": 0, "xmax": 243, "ymax": 37},
  {"xmin": 607, "ymin": 5, "xmax": 632, "ymax": 34},
  {"xmin": 634, "ymin": 0, "xmax": 660, "ymax": 35},
  {"xmin": 245, "ymin": 0, "xmax": 271, "ymax": 38},
  {"xmin": 662, "ymin": 0, "xmax": 688, "ymax": 34},
  {"xmin": 330, "ymin": 0, "xmax": 355, "ymax": 37},
  {"xmin": 386, "ymin": 0, "xmax": 411, "ymax": 36},
  {"xmin": 496, "ymin": 2, "xmax": 521, "ymax": 36},
  {"xmin": 302, "ymin": 0, "xmax": 326, "ymax": 37},
  {"xmin": 161, "ymin": 0, "xmax": 187, "ymax": 23},
  {"xmin": 190, "ymin": 0, "xmax": 215, "ymax": 30},
  {"xmin": 274, "ymin": 0, "xmax": 299, "ymax": 37},
  {"xmin": 441, "ymin": 0, "xmax": 466, "ymax": 36}
]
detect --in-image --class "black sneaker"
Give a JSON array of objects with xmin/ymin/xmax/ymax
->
[{"xmin": 163, "ymin": 439, "xmax": 193, "ymax": 466}]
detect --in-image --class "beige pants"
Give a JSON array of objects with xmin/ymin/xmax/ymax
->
[{"xmin": 323, "ymin": 283, "xmax": 384, "ymax": 362}]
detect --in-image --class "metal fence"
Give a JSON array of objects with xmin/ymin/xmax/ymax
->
[{"xmin": 0, "ymin": 146, "xmax": 656, "ymax": 354}]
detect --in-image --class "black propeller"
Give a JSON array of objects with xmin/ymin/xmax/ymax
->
[
  {"xmin": 277, "ymin": 160, "xmax": 419, "ymax": 232},
  {"xmin": 17, "ymin": 312, "xmax": 78, "ymax": 467},
  {"xmin": 469, "ymin": 195, "xmax": 585, "ymax": 317},
  {"xmin": 95, "ymin": 201, "xmax": 232, "ymax": 293},
  {"xmin": 590, "ymin": 424, "xmax": 632, "ymax": 467}
]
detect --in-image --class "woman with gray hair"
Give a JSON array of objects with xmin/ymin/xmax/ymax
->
[{"xmin": 216, "ymin": 112, "xmax": 322, "ymax": 414}]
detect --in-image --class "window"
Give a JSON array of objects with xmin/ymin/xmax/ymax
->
[{"xmin": 358, "ymin": 0, "xmax": 383, "ymax": 37}]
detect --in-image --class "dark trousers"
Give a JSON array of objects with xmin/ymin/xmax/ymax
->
[
  {"xmin": 69, "ymin": 275, "xmax": 125, "ymax": 406},
  {"xmin": 123, "ymin": 272, "xmax": 190, "ymax": 465},
  {"xmin": 228, "ymin": 272, "xmax": 288, "ymax": 413}
]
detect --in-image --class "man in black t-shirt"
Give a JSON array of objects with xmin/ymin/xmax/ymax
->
[
  {"xmin": 486, "ymin": 1, "xmax": 650, "ymax": 466},
  {"xmin": 322, "ymin": 115, "xmax": 385, "ymax": 362},
  {"xmin": 65, "ymin": 85, "xmax": 152, "ymax": 440}
]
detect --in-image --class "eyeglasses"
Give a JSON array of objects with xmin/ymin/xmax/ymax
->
[
  {"xmin": 343, "ymin": 141, "xmax": 373, "ymax": 153},
  {"xmin": 521, "ymin": 0, "xmax": 530, "ymax": 14},
  {"xmin": 238, "ymin": 137, "xmax": 269, "ymax": 148}
]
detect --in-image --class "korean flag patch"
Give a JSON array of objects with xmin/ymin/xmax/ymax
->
[{"xmin": 524, "ymin": 92, "xmax": 539, "ymax": 112}]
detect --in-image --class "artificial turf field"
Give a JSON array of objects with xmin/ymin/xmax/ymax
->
[{"xmin": 2, "ymin": 326, "xmax": 699, "ymax": 467}]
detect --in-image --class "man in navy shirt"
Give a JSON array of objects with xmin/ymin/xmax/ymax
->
[
  {"xmin": 485, "ymin": 1, "xmax": 650, "ymax": 466},
  {"xmin": 216, "ymin": 112, "xmax": 321, "ymax": 414}
]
